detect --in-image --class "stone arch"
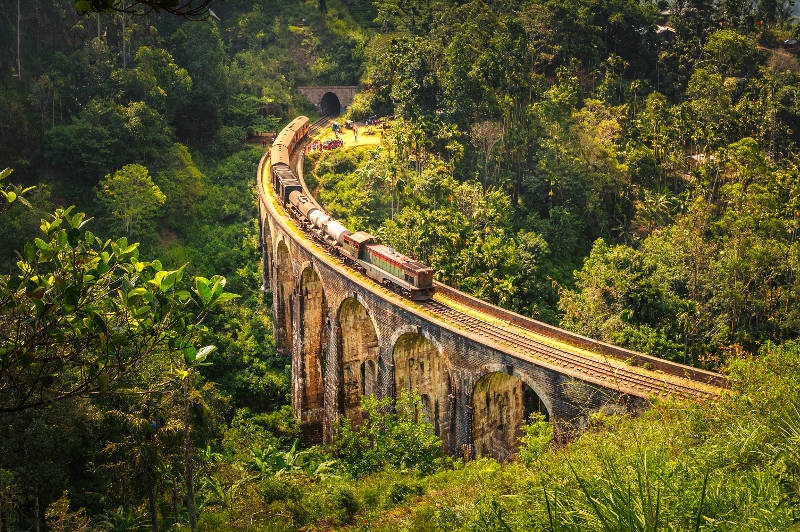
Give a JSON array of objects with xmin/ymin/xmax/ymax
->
[
  {"xmin": 275, "ymin": 239, "xmax": 294, "ymax": 357},
  {"xmin": 320, "ymin": 92, "xmax": 341, "ymax": 116},
  {"xmin": 296, "ymin": 265, "xmax": 327, "ymax": 441},
  {"xmin": 471, "ymin": 369, "xmax": 549, "ymax": 462},
  {"xmin": 392, "ymin": 331, "xmax": 452, "ymax": 449},
  {"xmin": 336, "ymin": 297, "xmax": 380, "ymax": 427}
]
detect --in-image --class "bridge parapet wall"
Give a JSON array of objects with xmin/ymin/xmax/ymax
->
[
  {"xmin": 258, "ymin": 153, "xmax": 644, "ymax": 459},
  {"xmin": 435, "ymin": 283, "xmax": 725, "ymax": 388}
]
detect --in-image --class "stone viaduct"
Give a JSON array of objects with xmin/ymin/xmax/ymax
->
[
  {"xmin": 298, "ymin": 86, "xmax": 358, "ymax": 116},
  {"xmin": 256, "ymin": 137, "xmax": 725, "ymax": 462}
]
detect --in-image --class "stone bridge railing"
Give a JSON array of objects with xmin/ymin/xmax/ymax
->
[{"xmin": 256, "ymin": 134, "xmax": 724, "ymax": 461}]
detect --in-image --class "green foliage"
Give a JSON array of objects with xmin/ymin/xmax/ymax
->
[
  {"xmin": 96, "ymin": 163, "xmax": 166, "ymax": 239},
  {"xmin": 0, "ymin": 205, "xmax": 236, "ymax": 413},
  {"xmin": 385, "ymin": 478, "xmax": 424, "ymax": 506},
  {"xmin": 518, "ymin": 412, "xmax": 554, "ymax": 467},
  {"xmin": 8, "ymin": 1, "xmax": 800, "ymax": 529},
  {"xmin": 559, "ymin": 238, "xmax": 689, "ymax": 362},
  {"xmin": 332, "ymin": 486, "xmax": 360, "ymax": 524},
  {"xmin": 704, "ymin": 30, "xmax": 762, "ymax": 77},
  {"xmin": 154, "ymin": 143, "xmax": 206, "ymax": 231},
  {"xmin": 117, "ymin": 45, "xmax": 192, "ymax": 120},
  {"xmin": 464, "ymin": 495, "xmax": 513, "ymax": 532},
  {"xmin": 332, "ymin": 389, "xmax": 444, "ymax": 478},
  {"xmin": 0, "ymin": 168, "xmax": 34, "ymax": 214},
  {"xmin": 44, "ymin": 491, "xmax": 90, "ymax": 532}
]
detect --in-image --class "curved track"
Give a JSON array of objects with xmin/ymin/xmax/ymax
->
[
  {"xmin": 265, "ymin": 117, "xmax": 725, "ymax": 403},
  {"xmin": 421, "ymin": 299, "xmax": 719, "ymax": 400}
]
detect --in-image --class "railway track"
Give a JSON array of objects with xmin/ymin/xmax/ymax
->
[
  {"xmin": 308, "ymin": 115, "xmax": 333, "ymax": 137},
  {"xmin": 278, "ymin": 117, "xmax": 722, "ymax": 402},
  {"xmin": 420, "ymin": 298, "xmax": 720, "ymax": 401}
]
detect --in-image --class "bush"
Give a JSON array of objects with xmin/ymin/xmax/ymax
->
[
  {"xmin": 518, "ymin": 412, "xmax": 554, "ymax": 466},
  {"xmin": 385, "ymin": 478, "xmax": 424, "ymax": 506},
  {"xmin": 332, "ymin": 390, "xmax": 444, "ymax": 477},
  {"xmin": 333, "ymin": 487, "xmax": 360, "ymax": 524}
]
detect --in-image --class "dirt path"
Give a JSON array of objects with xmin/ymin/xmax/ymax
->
[{"xmin": 310, "ymin": 122, "xmax": 383, "ymax": 150}]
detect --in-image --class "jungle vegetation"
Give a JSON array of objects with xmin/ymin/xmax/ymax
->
[{"xmin": 1, "ymin": 0, "xmax": 800, "ymax": 530}]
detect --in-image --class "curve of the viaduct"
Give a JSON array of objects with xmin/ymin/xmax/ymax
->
[{"xmin": 256, "ymin": 126, "xmax": 725, "ymax": 462}]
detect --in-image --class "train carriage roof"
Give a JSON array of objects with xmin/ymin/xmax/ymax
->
[
  {"xmin": 286, "ymin": 116, "xmax": 309, "ymax": 132},
  {"xmin": 344, "ymin": 231, "xmax": 375, "ymax": 245},
  {"xmin": 368, "ymin": 243, "xmax": 433, "ymax": 274},
  {"xmin": 272, "ymin": 166, "xmax": 296, "ymax": 181}
]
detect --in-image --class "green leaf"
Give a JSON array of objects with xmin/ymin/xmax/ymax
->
[
  {"xmin": 194, "ymin": 277, "xmax": 212, "ymax": 305},
  {"xmin": 150, "ymin": 270, "xmax": 170, "ymax": 290},
  {"xmin": 63, "ymin": 286, "xmax": 79, "ymax": 311},
  {"xmin": 68, "ymin": 211, "xmax": 86, "ymax": 229},
  {"xmin": 127, "ymin": 287, "xmax": 149, "ymax": 300},
  {"xmin": 91, "ymin": 312, "xmax": 107, "ymax": 334},
  {"xmin": 150, "ymin": 267, "xmax": 184, "ymax": 292},
  {"xmin": 5, "ymin": 191, "xmax": 16, "ymax": 204},
  {"xmin": 23, "ymin": 242, "xmax": 36, "ymax": 263},
  {"xmin": 135, "ymin": 305, "xmax": 152, "ymax": 317},
  {"xmin": 183, "ymin": 345, "xmax": 198, "ymax": 364},
  {"xmin": 34, "ymin": 238, "xmax": 51, "ymax": 252}
]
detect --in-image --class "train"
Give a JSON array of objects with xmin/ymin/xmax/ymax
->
[{"xmin": 269, "ymin": 116, "xmax": 435, "ymax": 301}]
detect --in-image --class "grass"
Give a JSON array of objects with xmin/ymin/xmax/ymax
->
[{"xmin": 315, "ymin": 347, "xmax": 800, "ymax": 530}]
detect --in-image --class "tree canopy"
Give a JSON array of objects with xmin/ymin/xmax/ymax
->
[{"xmin": 74, "ymin": 0, "xmax": 214, "ymax": 18}]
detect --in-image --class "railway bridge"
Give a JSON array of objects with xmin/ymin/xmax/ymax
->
[{"xmin": 256, "ymin": 125, "xmax": 725, "ymax": 461}]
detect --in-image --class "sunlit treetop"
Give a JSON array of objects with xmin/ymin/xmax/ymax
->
[{"xmin": 74, "ymin": 0, "xmax": 216, "ymax": 19}]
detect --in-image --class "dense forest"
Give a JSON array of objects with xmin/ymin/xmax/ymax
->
[{"xmin": 2, "ymin": 0, "xmax": 800, "ymax": 529}]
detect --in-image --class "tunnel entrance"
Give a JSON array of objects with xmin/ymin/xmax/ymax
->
[
  {"xmin": 472, "ymin": 372, "xmax": 548, "ymax": 462},
  {"xmin": 320, "ymin": 92, "xmax": 341, "ymax": 116}
]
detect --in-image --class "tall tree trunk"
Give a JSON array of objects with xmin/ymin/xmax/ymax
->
[
  {"xmin": 34, "ymin": 495, "xmax": 40, "ymax": 532},
  {"xmin": 183, "ymin": 378, "xmax": 197, "ymax": 531},
  {"xmin": 16, "ymin": 0, "xmax": 21, "ymax": 80},
  {"xmin": 121, "ymin": 14, "xmax": 127, "ymax": 68},
  {"xmin": 148, "ymin": 484, "xmax": 159, "ymax": 532}
]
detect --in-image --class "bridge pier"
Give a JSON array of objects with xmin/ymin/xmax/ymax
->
[
  {"xmin": 264, "ymin": 216, "xmax": 649, "ymax": 457},
  {"xmin": 257, "ymin": 148, "xmax": 711, "ymax": 462}
]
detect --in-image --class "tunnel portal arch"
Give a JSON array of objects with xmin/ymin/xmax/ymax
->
[
  {"xmin": 298, "ymin": 86, "xmax": 357, "ymax": 115},
  {"xmin": 320, "ymin": 92, "xmax": 341, "ymax": 116}
]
